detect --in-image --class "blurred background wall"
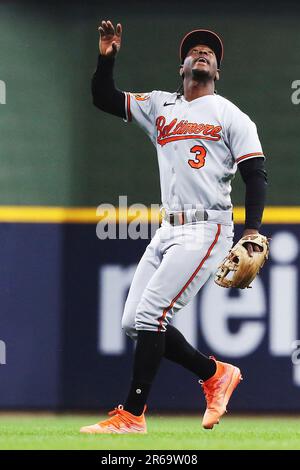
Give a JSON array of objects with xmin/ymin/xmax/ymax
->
[
  {"xmin": 0, "ymin": 0, "xmax": 300, "ymax": 411},
  {"xmin": 1, "ymin": 0, "xmax": 300, "ymax": 206}
]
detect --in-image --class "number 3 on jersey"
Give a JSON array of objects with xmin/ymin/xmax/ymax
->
[{"xmin": 188, "ymin": 145, "xmax": 207, "ymax": 169}]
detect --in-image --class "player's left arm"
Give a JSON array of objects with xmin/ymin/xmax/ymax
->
[
  {"xmin": 227, "ymin": 108, "xmax": 267, "ymax": 256},
  {"xmin": 238, "ymin": 157, "xmax": 268, "ymax": 256}
]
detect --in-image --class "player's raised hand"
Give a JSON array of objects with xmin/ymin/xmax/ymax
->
[{"xmin": 98, "ymin": 20, "xmax": 122, "ymax": 57}]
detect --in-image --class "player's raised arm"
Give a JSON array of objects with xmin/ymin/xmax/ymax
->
[{"xmin": 91, "ymin": 20, "xmax": 126, "ymax": 119}]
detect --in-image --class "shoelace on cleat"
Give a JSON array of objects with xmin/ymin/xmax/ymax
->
[{"xmin": 98, "ymin": 405, "xmax": 135, "ymax": 429}]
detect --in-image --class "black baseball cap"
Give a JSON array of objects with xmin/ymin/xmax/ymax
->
[{"xmin": 180, "ymin": 29, "xmax": 224, "ymax": 68}]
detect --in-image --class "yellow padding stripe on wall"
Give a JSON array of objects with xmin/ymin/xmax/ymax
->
[{"xmin": 0, "ymin": 206, "xmax": 299, "ymax": 224}]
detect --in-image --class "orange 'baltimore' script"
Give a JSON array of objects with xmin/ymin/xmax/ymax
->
[{"xmin": 156, "ymin": 116, "xmax": 222, "ymax": 147}]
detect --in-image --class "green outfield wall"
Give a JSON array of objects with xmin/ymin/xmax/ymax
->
[{"xmin": 1, "ymin": 1, "xmax": 299, "ymax": 207}]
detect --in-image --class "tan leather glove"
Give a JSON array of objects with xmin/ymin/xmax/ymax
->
[{"xmin": 214, "ymin": 234, "xmax": 270, "ymax": 289}]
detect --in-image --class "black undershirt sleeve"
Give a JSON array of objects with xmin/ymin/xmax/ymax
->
[
  {"xmin": 91, "ymin": 55, "xmax": 126, "ymax": 119},
  {"xmin": 238, "ymin": 157, "xmax": 267, "ymax": 230}
]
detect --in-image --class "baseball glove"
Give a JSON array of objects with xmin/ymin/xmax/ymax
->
[{"xmin": 214, "ymin": 234, "xmax": 270, "ymax": 289}]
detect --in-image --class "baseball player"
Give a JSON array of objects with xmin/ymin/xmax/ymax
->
[{"xmin": 80, "ymin": 20, "xmax": 267, "ymax": 434}]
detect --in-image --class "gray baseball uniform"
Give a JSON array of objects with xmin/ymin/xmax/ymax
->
[{"xmin": 122, "ymin": 91, "xmax": 264, "ymax": 335}]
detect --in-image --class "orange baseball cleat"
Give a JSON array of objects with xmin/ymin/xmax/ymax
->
[
  {"xmin": 201, "ymin": 358, "xmax": 242, "ymax": 429},
  {"xmin": 80, "ymin": 405, "xmax": 147, "ymax": 434}
]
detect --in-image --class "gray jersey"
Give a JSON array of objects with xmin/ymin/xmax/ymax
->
[{"xmin": 125, "ymin": 91, "xmax": 264, "ymax": 212}]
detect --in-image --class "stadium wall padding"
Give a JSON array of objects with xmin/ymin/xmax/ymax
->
[{"xmin": 0, "ymin": 220, "xmax": 300, "ymax": 411}]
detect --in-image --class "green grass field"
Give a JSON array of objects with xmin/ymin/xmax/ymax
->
[{"xmin": 0, "ymin": 414, "xmax": 300, "ymax": 450}]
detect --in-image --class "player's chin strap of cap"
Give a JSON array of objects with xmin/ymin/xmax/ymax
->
[{"xmin": 160, "ymin": 207, "xmax": 233, "ymax": 226}]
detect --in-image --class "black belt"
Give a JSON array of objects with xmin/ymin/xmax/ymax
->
[{"xmin": 164, "ymin": 210, "xmax": 209, "ymax": 226}]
